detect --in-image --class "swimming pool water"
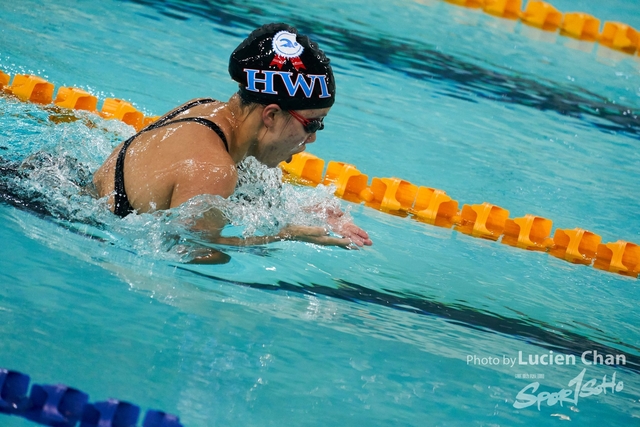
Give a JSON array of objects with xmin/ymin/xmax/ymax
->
[{"xmin": 1, "ymin": 0, "xmax": 639, "ymax": 425}]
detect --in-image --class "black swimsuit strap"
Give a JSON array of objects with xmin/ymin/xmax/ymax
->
[
  {"xmin": 143, "ymin": 98, "xmax": 217, "ymax": 131},
  {"xmin": 113, "ymin": 99, "xmax": 227, "ymax": 218},
  {"xmin": 113, "ymin": 133, "xmax": 137, "ymax": 218}
]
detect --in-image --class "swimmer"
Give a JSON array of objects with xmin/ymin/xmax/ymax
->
[{"xmin": 93, "ymin": 23, "xmax": 372, "ymax": 256}]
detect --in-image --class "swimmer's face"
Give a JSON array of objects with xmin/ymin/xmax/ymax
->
[{"xmin": 258, "ymin": 106, "xmax": 330, "ymax": 167}]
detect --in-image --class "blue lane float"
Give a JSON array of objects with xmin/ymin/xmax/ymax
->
[
  {"xmin": 81, "ymin": 399, "xmax": 140, "ymax": 427},
  {"xmin": 0, "ymin": 368, "xmax": 184, "ymax": 427},
  {"xmin": 143, "ymin": 410, "xmax": 184, "ymax": 427},
  {"xmin": 25, "ymin": 384, "xmax": 88, "ymax": 427},
  {"xmin": 0, "ymin": 369, "xmax": 31, "ymax": 414}
]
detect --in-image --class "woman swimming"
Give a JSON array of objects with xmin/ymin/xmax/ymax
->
[{"xmin": 92, "ymin": 23, "xmax": 372, "ymax": 253}]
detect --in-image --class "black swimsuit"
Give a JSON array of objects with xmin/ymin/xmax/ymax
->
[{"xmin": 113, "ymin": 98, "xmax": 229, "ymax": 217}]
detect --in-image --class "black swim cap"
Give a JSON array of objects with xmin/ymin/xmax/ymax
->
[{"xmin": 229, "ymin": 23, "xmax": 335, "ymax": 110}]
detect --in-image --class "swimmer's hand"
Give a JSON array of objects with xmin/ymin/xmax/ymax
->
[
  {"xmin": 329, "ymin": 221, "xmax": 373, "ymax": 247},
  {"xmin": 278, "ymin": 224, "xmax": 372, "ymax": 248},
  {"xmin": 193, "ymin": 207, "xmax": 371, "ymax": 248},
  {"xmin": 277, "ymin": 225, "xmax": 353, "ymax": 247},
  {"xmin": 300, "ymin": 204, "xmax": 373, "ymax": 247},
  {"xmin": 325, "ymin": 208, "xmax": 373, "ymax": 247}
]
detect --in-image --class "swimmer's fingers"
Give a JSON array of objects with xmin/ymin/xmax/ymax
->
[
  {"xmin": 277, "ymin": 224, "xmax": 374, "ymax": 249},
  {"xmin": 334, "ymin": 223, "xmax": 373, "ymax": 247},
  {"xmin": 351, "ymin": 226, "xmax": 372, "ymax": 246}
]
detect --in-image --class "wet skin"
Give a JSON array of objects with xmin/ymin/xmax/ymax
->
[{"xmin": 93, "ymin": 94, "xmax": 373, "ymax": 249}]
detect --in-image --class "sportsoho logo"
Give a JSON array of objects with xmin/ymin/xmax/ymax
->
[{"xmin": 466, "ymin": 350, "xmax": 627, "ymax": 411}]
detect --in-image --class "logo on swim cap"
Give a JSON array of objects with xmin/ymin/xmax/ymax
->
[
  {"xmin": 272, "ymin": 31, "xmax": 304, "ymax": 58},
  {"xmin": 270, "ymin": 31, "xmax": 306, "ymax": 71}
]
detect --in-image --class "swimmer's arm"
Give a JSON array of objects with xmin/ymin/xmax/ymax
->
[
  {"xmin": 192, "ymin": 208, "xmax": 353, "ymax": 247},
  {"xmin": 169, "ymin": 163, "xmax": 352, "ymax": 247}
]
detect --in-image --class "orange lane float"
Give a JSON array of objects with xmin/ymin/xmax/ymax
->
[
  {"xmin": 594, "ymin": 241, "xmax": 640, "ymax": 277},
  {"xmin": 100, "ymin": 98, "xmax": 144, "ymax": 131},
  {"xmin": 549, "ymin": 228, "xmax": 601, "ymax": 264},
  {"xmin": 0, "ymin": 70, "xmax": 10, "ymax": 89},
  {"xmin": 444, "ymin": 0, "xmax": 483, "ymax": 9},
  {"xmin": 280, "ymin": 152, "xmax": 325, "ymax": 185},
  {"xmin": 502, "ymin": 214, "xmax": 554, "ymax": 250},
  {"xmin": 560, "ymin": 13, "xmax": 601, "ymax": 41},
  {"xmin": 483, "ymin": 0, "xmax": 522, "ymax": 19},
  {"xmin": 520, "ymin": 1, "xmax": 563, "ymax": 31},
  {"xmin": 0, "ymin": 70, "xmax": 154, "ymax": 129},
  {"xmin": 599, "ymin": 22, "xmax": 639, "ymax": 54},
  {"xmin": 410, "ymin": 187, "xmax": 460, "ymax": 225},
  {"xmin": 439, "ymin": 0, "xmax": 640, "ymax": 57},
  {"xmin": 8, "ymin": 74, "xmax": 55, "ymax": 104},
  {"xmin": 360, "ymin": 177, "xmax": 418, "ymax": 212},
  {"xmin": 279, "ymin": 150, "xmax": 639, "ymax": 279},
  {"xmin": 54, "ymin": 87, "xmax": 98, "ymax": 112},
  {"xmin": 457, "ymin": 202, "xmax": 510, "ymax": 240},
  {"xmin": 322, "ymin": 161, "xmax": 369, "ymax": 202}
]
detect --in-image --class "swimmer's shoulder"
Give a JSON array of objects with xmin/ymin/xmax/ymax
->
[{"xmin": 169, "ymin": 143, "xmax": 237, "ymax": 206}]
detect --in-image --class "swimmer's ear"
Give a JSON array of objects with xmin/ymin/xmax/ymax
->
[{"xmin": 262, "ymin": 104, "xmax": 282, "ymax": 129}]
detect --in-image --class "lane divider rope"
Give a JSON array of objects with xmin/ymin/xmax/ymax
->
[
  {"xmin": 0, "ymin": 368, "xmax": 184, "ymax": 427},
  {"xmin": 1, "ymin": 70, "xmax": 638, "ymax": 278},
  {"xmin": 281, "ymin": 152, "xmax": 640, "ymax": 279},
  {"xmin": 0, "ymin": 72, "xmax": 158, "ymax": 130},
  {"xmin": 438, "ymin": 0, "xmax": 640, "ymax": 56}
]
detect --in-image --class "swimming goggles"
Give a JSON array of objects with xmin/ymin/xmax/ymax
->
[{"xmin": 288, "ymin": 110, "xmax": 325, "ymax": 133}]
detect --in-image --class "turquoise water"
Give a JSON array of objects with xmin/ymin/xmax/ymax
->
[{"xmin": 1, "ymin": 0, "xmax": 639, "ymax": 425}]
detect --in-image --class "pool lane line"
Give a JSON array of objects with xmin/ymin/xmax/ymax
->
[
  {"xmin": 282, "ymin": 152, "xmax": 640, "ymax": 279},
  {"xmin": 0, "ymin": 368, "xmax": 184, "ymax": 427},
  {"xmin": 0, "ymin": 73, "xmax": 158, "ymax": 132},
  {"xmin": 437, "ymin": 0, "xmax": 640, "ymax": 55},
  {"xmin": 1, "ymin": 71, "xmax": 638, "ymax": 279},
  {"xmin": 176, "ymin": 266, "xmax": 640, "ymax": 375},
  {"xmin": 110, "ymin": 0, "xmax": 640, "ymax": 138}
]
